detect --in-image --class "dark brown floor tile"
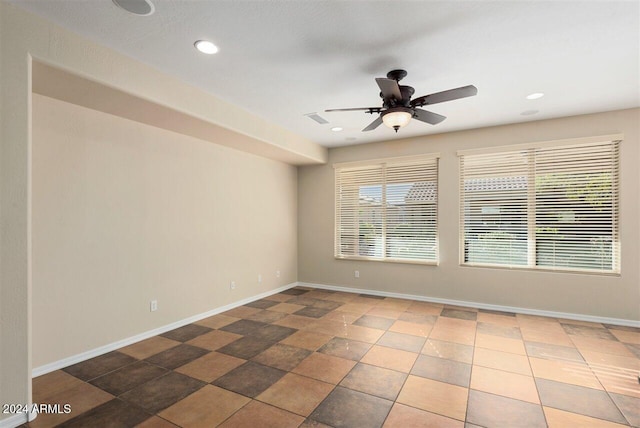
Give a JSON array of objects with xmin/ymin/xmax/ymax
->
[
  {"xmin": 339, "ymin": 363, "xmax": 406, "ymax": 401},
  {"xmin": 441, "ymin": 308, "xmax": 478, "ymax": 321},
  {"xmin": 144, "ymin": 344, "xmax": 209, "ymax": 369},
  {"xmin": 359, "ymin": 294, "xmax": 386, "ymax": 300},
  {"xmin": 246, "ymin": 309, "xmax": 289, "ymax": 323},
  {"xmin": 353, "ymin": 315, "xmax": 394, "ymax": 330},
  {"xmin": 318, "ymin": 337, "xmax": 372, "ymax": 361},
  {"xmin": 467, "ymin": 390, "xmax": 546, "ymax": 427},
  {"xmin": 524, "ymin": 341, "xmax": 585, "ymax": 362},
  {"xmin": 300, "ymin": 419, "xmax": 333, "ymax": 427},
  {"xmin": 252, "ymin": 343, "xmax": 312, "ymax": 371},
  {"xmin": 120, "ymin": 372, "xmax": 205, "ymax": 414},
  {"xmin": 57, "ymin": 398, "xmax": 151, "ymax": 427},
  {"xmin": 535, "ymin": 378, "xmax": 627, "ymax": 424},
  {"xmin": 604, "ymin": 324, "xmax": 640, "ymax": 332},
  {"xmin": 398, "ymin": 312, "xmax": 438, "ymax": 325},
  {"xmin": 295, "ymin": 306, "xmax": 332, "ymax": 318},
  {"xmin": 63, "ymin": 351, "xmax": 138, "ymax": 381},
  {"xmin": 561, "ymin": 323, "xmax": 619, "ymax": 341},
  {"xmin": 479, "ymin": 308, "xmax": 516, "ymax": 317},
  {"xmin": 159, "ymin": 324, "xmax": 212, "ymax": 342},
  {"xmin": 610, "ymin": 392, "xmax": 640, "ymax": 426},
  {"xmin": 90, "ymin": 361, "xmax": 168, "ymax": 396},
  {"xmin": 245, "ymin": 299, "xmax": 279, "ymax": 309},
  {"xmin": 309, "ymin": 386, "xmax": 393, "ymax": 428},
  {"xmin": 411, "ymin": 354, "xmax": 471, "ymax": 387},
  {"xmin": 212, "ymin": 361, "xmax": 286, "ymax": 398},
  {"xmin": 421, "ymin": 339, "xmax": 474, "ymax": 364},
  {"xmin": 220, "ymin": 319, "xmax": 269, "ymax": 335},
  {"xmin": 250, "ymin": 324, "xmax": 297, "ymax": 343},
  {"xmin": 287, "ymin": 296, "xmax": 324, "ymax": 307},
  {"xmin": 377, "ymin": 331, "xmax": 425, "ymax": 353},
  {"xmin": 217, "ymin": 336, "xmax": 275, "ymax": 360},
  {"xmin": 477, "ymin": 322, "xmax": 522, "ymax": 339},
  {"xmin": 281, "ymin": 288, "xmax": 309, "ymax": 296}
]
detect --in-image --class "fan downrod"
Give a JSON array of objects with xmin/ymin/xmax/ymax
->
[{"xmin": 386, "ymin": 69, "xmax": 408, "ymax": 82}]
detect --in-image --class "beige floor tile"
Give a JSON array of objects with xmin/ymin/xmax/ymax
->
[
  {"xmin": 337, "ymin": 302, "xmax": 377, "ymax": 315},
  {"xmin": 367, "ymin": 307, "xmax": 404, "ymax": 319},
  {"xmin": 223, "ymin": 306, "xmax": 262, "ymax": 318},
  {"xmin": 406, "ymin": 301, "xmax": 444, "ymax": 316},
  {"xmin": 280, "ymin": 330, "xmax": 333, "ymax": 351},
  {"xmin": 321, "ymin": 310, "xmax": 360, "ymax": 324},
  {"xmin": 194, "ymin": 314, "xmax": 239, "ymax": 329},
  {"xmin": 175, "ymin": 351, "xmax": 245, "ymax": 382},
  {"xmin": 186, "ymin": 330, "xmax": 242, "ymax": 351},
  {"xmin": 570, "ymin": 336, "xmax": 636, "ymax": 357},
  {"xmin": 273, "ymin": 314, "xmax": 319, "ymax": 330},
  {"xmin": 219, "ymin": 400, "xmax": 304, "ymax": 428},
  {"xmin": 306, "ymin": 319, "xmax": 348, "ymax": 336},
  {"xmin": 581, "ymin": 350, "xmax": 640, "ymax": 371},
  {"xmin": 361, "ymin": 345, "xmax": 418, "ymax": 373},
  {"xmin": 521, "ymin": 326, "xmax": 574, "ymax": 347},
  {"xmin": 28, "ymin": 382, "xmax": 113, "ymax": 428},
  {"xmin": 119, "ymin": 336, "xmax": 181, "ymax": 360},
  {"xmin": 475, "ymin": 333, "xmax": 526, "ymax": 355},
  {"xmin": 159, "ymin": 385, "xmax": 250, "ymax": 428},
  {"xmin": 610, "ymin": 329, "xmax": 640, "ymax": 345},
  {"xmin": 529, "ymin": 357, "xmax": 602, "ymax": 389},
  {"xmin": 269, "ymin": 303, "xmax": 306, "ymax": 314},
  {"xmin": 389, "ymin": 320, "xmax": 433, "ymax": 337},
  {"xmin": 376, "ymin": 298, "xmax": 412, "ymax": 312},
  {"xmin": 473, "ymin": 347, "xmax": 531, "ymax": 375},
  {"xmin": 292, "ymin": 352, "xmax": 356, "ymax": 384},
  {"xmin": 421, "ymin": 339, "xmax": 474, "ymax": 364},
  {"xmin": 429, "ymin": 318, "xmax": 477, "ymax": 346},
  {"xmin": 322, "ymin": 292, "xmax": 357, "ymax": 303},
  {"xmin": 397, "ymin": 375, "xmax": 468, "ymax": 421},
  {"xmin": 593, "ymin": 367, "xmax": 640, "ymax": 399},
  {"xmin": 32, "ymin": 370, "xmax": 86, "ymax": 403},
  {"xmin": 544, "ymin": 406, "xmax": 629, "ymax": 427},
  {"xmin": 335, "ymin": 324, "xmax": 385, "ymax": 343},
  {"xmin": 558, "ymin": 318, "xmax": 605, "ymax": 328},
  {"xmin": 383, "ymin": 403, "xmax": 464, "ymax": 428},
  {"xmin": 257, "ymin": 373, "xmax": 334, "ymax": 417},
  {"xmin": 470, "ymin": 365, "xmax": 539, "ymax": 404}
]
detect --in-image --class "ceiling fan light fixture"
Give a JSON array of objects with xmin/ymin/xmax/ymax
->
[{"xmin": 381, "ymin": 107, "xmax": 413, "ymax": 132}]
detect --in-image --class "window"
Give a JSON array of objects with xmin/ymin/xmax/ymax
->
[
  {"xmin": 459, "ymin": 136, "xmax": 620, "ymax": 274},
  {"xmin": 335, "ymin": 154, "xmax": 439, "ymax": 263}
]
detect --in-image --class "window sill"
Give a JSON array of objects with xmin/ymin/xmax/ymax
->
[
  {"xmin": 459, "ymin": 262, "xmax": 621, "ymax": 277},
  {"xmin": 335, "ymin": 255, "xmax": 438, "ymax": 266}
]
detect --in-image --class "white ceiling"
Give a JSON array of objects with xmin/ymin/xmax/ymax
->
[{"xmin": 11, "ymin": 0, "xmax": 640, "ymax": 148}]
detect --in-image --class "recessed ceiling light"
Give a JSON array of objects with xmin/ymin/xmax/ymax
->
[
  {"xmin": 112, "ymin": 0, "xmax": 155, "ymax": 16},
  {"xmin": 526, "ymin": 92, "xmax": 544, "ymax": 100},
  {"xmin": 521, "ymin": 109, "xmax": 539, "ymax": 116},
  {"xmin": 194, "ymin": 40, "xmax": 219, "ymax": 55},
  {"xmin": 331, "ymin": 127, "xmax": 343, "ymax": 132}
]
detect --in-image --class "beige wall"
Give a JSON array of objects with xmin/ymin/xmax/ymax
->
[
  {"xmin": 299, "ymin": 108, "xmax": 640, "ymax": 321},
  {"xmin": 31, "ymin": 94, "xmax": 298, "ymax": 367}
]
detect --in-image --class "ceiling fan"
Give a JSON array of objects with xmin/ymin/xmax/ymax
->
[{"xmin": 326, "ymin": 69, "xmax": 477, "ymax": 133}]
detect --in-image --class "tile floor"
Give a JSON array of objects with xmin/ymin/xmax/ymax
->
[{"xmin": 24, "ymin": 287, "xmax": 640, "ymax": 427}]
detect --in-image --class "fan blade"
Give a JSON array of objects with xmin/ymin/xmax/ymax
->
[
  {"xmin": 375, "ymin": 78, "xmax": 402, "ymax": 101},
  {"xmin": 413, "ymin": 108, "xmax": 446, "ymax": 125},
  {"xmin": 411, "ymin": 85, "xmax": 477, "ymax": 107},
  {"xmin": 362, "ymin": 115, "xmax": 383, "ymax": 132},
  {"xmin": 325, "ymin": 107, "xmax": 382, "ymax": 113}
]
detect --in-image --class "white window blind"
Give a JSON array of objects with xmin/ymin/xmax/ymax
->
[
  {"xmin": 335, "ymin": 155, "xmax": 439, "ymax": 263},
  {"xmin": 459, "ymin": 139, "xmax": 620, "ymax": 274}
]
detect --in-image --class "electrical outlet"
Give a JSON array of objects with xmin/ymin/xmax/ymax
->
[
  {"xmin": 276, "ymin": 270, "xmax": 281, "ymax": 278},
  {"xmin": 354, "ymin": 270, "xmax": 360, "ymax": 278},
  {"xmin": 150, "ymin": 300, "xmax": 158, "ymax": 312},
  {"xmin": 258, "ymin": 274, "xmax": 262, "ymax": 283},
  {"xmin": 230, "ymin": 281, "xmax": 236, "ymax": 290}
]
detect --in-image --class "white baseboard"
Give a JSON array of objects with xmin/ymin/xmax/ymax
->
[
  {"xmin": 32, "ymin": 283, "xmax": 298, "ymax": 378},
  {"xmin": 298, "ymin": 281, "xmax": 640, "ymax": 328},
  {"xmin": 0, "ymin": 411, "xmax": 35, "ymax": 428}
]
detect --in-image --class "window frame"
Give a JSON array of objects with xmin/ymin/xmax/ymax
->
[
  {"xmin": 334, "ymin": 153, "xmax": 440, "ymax": 265},
  {"xmin": 458, "ymin": 135, "xmax": 622, "ymax": 275}
]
